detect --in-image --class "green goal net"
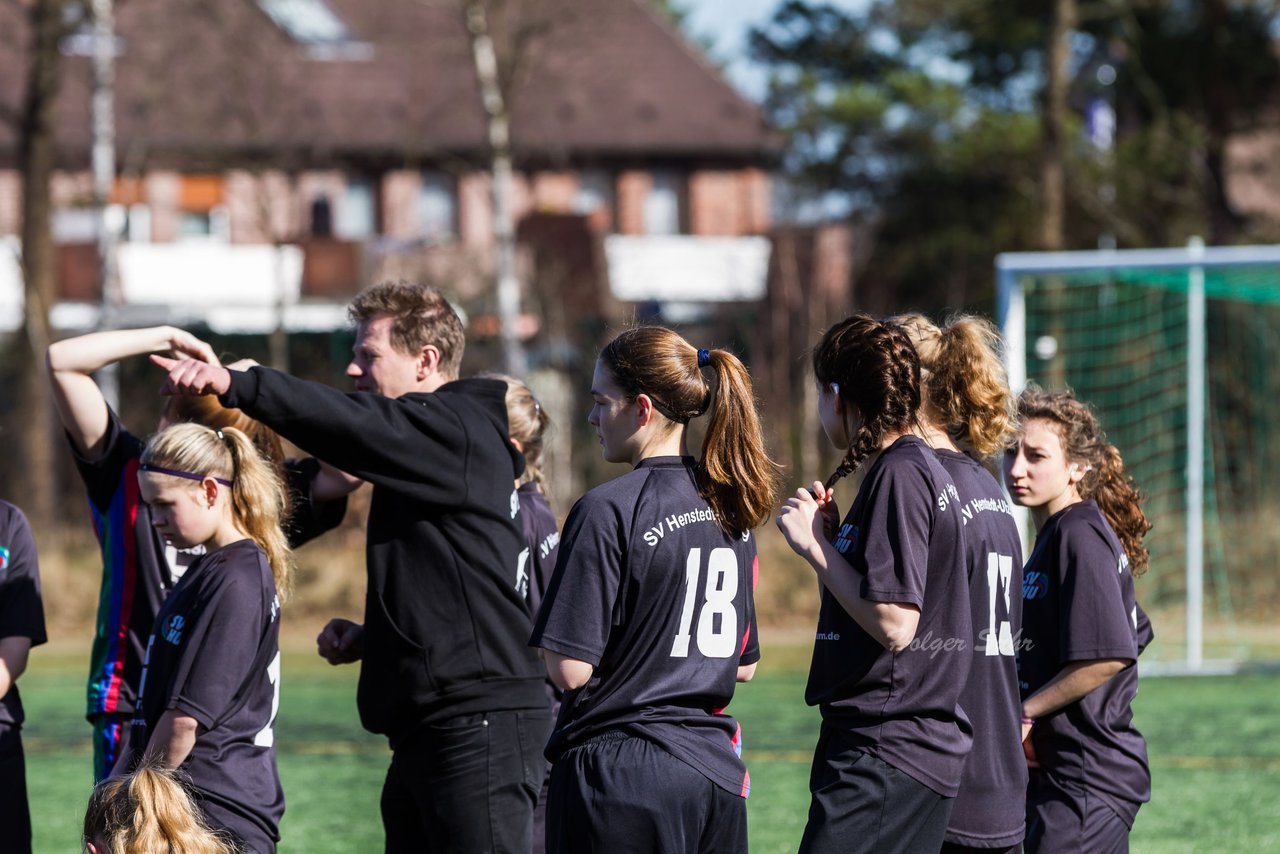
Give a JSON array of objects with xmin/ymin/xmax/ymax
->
[{"xmin": 998, "ymin": 245, "xmax": 1280, "ymax": 673}]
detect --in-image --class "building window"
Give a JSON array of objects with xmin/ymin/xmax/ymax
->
[
  {"xmin": 258, "ymin": 0, "xmax": 372, "ymax": 59},
  {"xmin": 573, "ymin": 170, "xmax": 613, "ymax": 217},
  {"xmin": 644, "ymin": 171, "xmax": 685, "ymax": 235},
  {"xmin": 126, "ymin": 204, "xmax": 152, "ymax": 243},
  {"xmin": 336, "ymin": 177, "xmax": 377, "ymax": 240},
  {"xmin": 418, "ymin": 172, "xmax": 456, "ymax": 242},
  {"xmin": 179, "ymin": 212, "xmax": 214, "ymax": 239},
  {"xmin": 177, "ymin": 175, "xmax": 229, "ymax": 242}
]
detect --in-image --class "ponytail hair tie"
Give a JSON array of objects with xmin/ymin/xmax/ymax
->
[
  {"xmin": 697, "ymin": 348, "xmax": 711, "ymax": 368},
  {"xmin": 215, "ymin": 429, "xmax": 226, "ymax": 442}
]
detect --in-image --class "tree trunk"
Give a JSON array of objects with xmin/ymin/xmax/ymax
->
[
  {"xmin": 1201, "ymin": 0, "xmax": 1240, "ymax": 245},
  {"xmin": 1040, "ymin": 0, "xmax": 1075, "ymax": 252},
  {"xmin": 16, "ymin": 0, "xmax": 69, "ymax": 530}
]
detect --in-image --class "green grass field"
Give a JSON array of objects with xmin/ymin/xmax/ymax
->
[{"xmin": 18, "ymin": 641, "xmax": 1280, "ymax": 853}]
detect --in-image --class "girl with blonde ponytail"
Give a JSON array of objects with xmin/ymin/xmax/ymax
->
[
  {"xmin": 483, "ymin": 372, "xmax": 561, "ymax": 854},
  {"xmin": 84, "ymin": 763, "xmax": 234, "ymax": 854},
  {"xmin": 531, "ymin": 325, "xmax": 779, "ymax": 853},
  {"xmin": 118, "ymin": 423, "xmax": 291, "ymax": 853},
  {"xmin": 776, "ymin": 314, "xmax": 974, "ymax": 854},
  {"xmin": 1004, "ymin": 387, "xmax": 1151, "ymax": 853},
  {"xmin": 892, "ymin": 312, "xmax": 1027, "ymax": 853}
]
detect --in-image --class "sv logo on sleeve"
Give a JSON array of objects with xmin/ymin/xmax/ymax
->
[{"xmin": 163, "ymin": 614, "xmax": 186, "ymax": 645}]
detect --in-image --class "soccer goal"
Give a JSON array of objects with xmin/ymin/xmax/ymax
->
[{"xmin": 996, "ymin": 241, "xmax": 1280, "ymax": 675}]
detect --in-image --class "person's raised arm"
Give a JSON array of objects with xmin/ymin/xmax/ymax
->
[
  {"xmin": 222, "ymin": 357, "xmax": 364, "ymax": 502},
  {"xmin": 48, "ymin": 327, "xmax": 219, "ymax": 459},
  {"xmin": 154, "ymin": 357, "xmax": 474, "ymax": 503}
]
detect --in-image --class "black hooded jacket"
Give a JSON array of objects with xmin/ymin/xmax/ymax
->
[{"xmin": 221, "ymin": 368, "xmax": 546, "ymax": 744}]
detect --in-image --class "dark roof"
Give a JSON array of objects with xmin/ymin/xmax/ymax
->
[{"xmin": 0, "ymin": 0, "xmax": 780, "ymax": 168}]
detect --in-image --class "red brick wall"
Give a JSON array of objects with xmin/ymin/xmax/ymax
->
[
  {"xmin": 616, "ymin": 170, "xmax": 652, "ymax": 235},
  {"xmin": 532, "ymin": 172, "xmax": 578, "ymax": 213},
  {"xmin": 688, "ymin": 168, "xmax": 771, "ymax": 236}
]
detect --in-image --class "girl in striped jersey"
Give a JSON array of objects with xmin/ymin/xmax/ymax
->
[{"xmin": 47, "ymin": 327, "xmax": 356, "ymax": 781}]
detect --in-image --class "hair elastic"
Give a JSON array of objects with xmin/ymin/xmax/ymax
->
[
  {"xmin": 697, "ymin": 348, "xmax": 711, "ymax": 368},
  {"xmin": 140, "ymin": 463, "xmax": 232, "ymax": 487}
]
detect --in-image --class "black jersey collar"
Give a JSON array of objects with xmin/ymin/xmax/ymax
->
[{"xmin": 633, "ymin": 455, "xmax": 696, "ymax": 470}]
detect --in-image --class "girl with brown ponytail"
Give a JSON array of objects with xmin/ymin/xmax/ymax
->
[
  {"xmin": 530, "ymin": 326, "xmax": 779, "ymax": 853},
  {"xmin": 1004, "ymin": 387, "xmax": 1151, "ymax": 853},
  {"xmin": 118, "ymin": 423, "xmax": 292, "ymax": 853},
  {"xmin": 776, "ymin": 314, "xmax": 974, "ymax": 854},
  {"xmin": 893, "ymin": 313, "xmax": 1027, "ymax": 853},
  {"xmin": 84, "ymin": 763, "xmax": 235, "ymax": 854}
]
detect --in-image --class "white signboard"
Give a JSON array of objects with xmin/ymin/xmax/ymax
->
[
  {"xmin": 0, "ymin": 237, "xmax": 22, "ymax": 332},
  {"xmin": 605, "ymin": 235, "xmax": 770, "ymax": 302},
  {"xmin": 118, "ymin": 243, "xmax": 303, "ymax": 306}
]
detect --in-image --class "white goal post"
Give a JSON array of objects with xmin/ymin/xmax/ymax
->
[{"xmin": 996, "ymin": 241, "xmax": 1280, "ymax": 675}]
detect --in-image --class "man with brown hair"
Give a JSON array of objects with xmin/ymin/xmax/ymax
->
[{"xmin": 154, "ymin": 281, "xmax": 550, "ymax": 853}]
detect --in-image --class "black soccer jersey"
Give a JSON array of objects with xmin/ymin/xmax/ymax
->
[
  {"xmin": 127, "ymin": 539, "xmax": 284, "ymax": 846},
  {"xmin": 518, "ymin": 483, "xmax": 563, "ymax": 716},
  {"xmin": 0, "ymin": 501, "xmax": 47, "ymax": 728},
  {"xmin": 805, "ymin": 436, "xmax": 973, "ymax": 797},
  {"xmin": 530, "ymin": 456, "xmax": 760, "ymax": 796},
  {"xmin": 935, "ymin": 449, "xmax": 1027, "ymax": 847},
  {"xmin": 1019, "ymin": 499, "xmax": 1151, "ymax": 822}
]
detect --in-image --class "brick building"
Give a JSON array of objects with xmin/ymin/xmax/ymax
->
[{"xmin": 0, "ymin": 0, "xmax": 783, "ymax": 339}]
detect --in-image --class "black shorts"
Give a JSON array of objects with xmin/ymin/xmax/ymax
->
[
  {"xmin": 1025, "ymin": 771, "xmax": 1135, "ymax": 854},
  {"xmin": 546, "ymin": 732, "xmax": 747, "ymax": 854},
  {"xmin": 0, "ymin": 725, "xmax": 31, "ymax": 854},
  {"xmin": 941, "ymin": 843, "xmax": 1021, "ymax": 854},
  {"xmin": 799, "ymin": 725, "xmax": 954, "ymax": 854}
]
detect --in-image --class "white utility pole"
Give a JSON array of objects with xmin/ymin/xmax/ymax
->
[
  {"xmin": 464, "ymin": 0, "xmax": 527, "ymax": 376},
  {"xmin": 91, "ymin": 0, "xmax": 122, "ymax": 408}
]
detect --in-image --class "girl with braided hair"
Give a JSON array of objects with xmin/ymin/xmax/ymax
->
[
  {"xmin": 531, "ymin": 325, "xmax": 779, "ymax": 853},
  {"xmin": 776, "ymin": 314, "xmax": 974, "ymax": 853},
  {"xmin": 1004, "ymin": 386, "xmax": 1151, "ymax": 853},
  {"xmin": 117, "ymin": 423, "xmax": 292, "ymax": 853}
]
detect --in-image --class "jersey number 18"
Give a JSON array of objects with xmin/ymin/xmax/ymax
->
[{"xmin": 670, "ymin": 547, "xmax": 739, "ymax": 659}]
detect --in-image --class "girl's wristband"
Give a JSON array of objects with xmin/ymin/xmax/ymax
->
[{"xmin": 1021, "ymin": 716, "xmax": 1036, "ymax": 726}]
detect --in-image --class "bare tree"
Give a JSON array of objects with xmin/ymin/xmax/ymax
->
[
  {"xmin": 1041, "ymin": 0, "xmax": 1075, "ymax": 252},
  {"xmin": 3, "ymin": 0, "xmax": 80, "ymax": 528},
  {"xmin": 458, "ymin": 0, "xmax": 564, "ymax": 376}
]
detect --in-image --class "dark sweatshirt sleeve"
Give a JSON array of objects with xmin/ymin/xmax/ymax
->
[{"xmin": 221, "ymin": 367, "xmax": 471, "ymax": 505}]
